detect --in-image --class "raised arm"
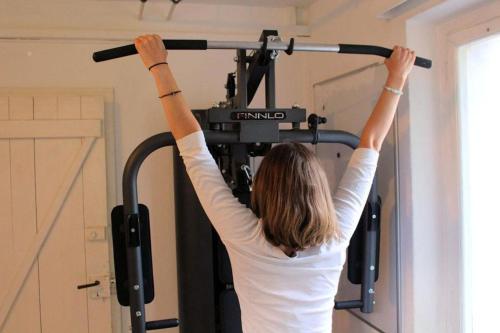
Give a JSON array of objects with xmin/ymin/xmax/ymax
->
[
  {"xmin": 134, "ymin": 34, "xmax": 259, "ymax": 245},
  {"xmin": 134, "ymin": 34, "xmax": 200, "ymax": 140},
  {"xmin": 358, "ymin": 46, "xmax": 416, "ymax": 151},
  {"xmin": 333, "ymin": 46, "xmax": 416, "ymax": 242}
]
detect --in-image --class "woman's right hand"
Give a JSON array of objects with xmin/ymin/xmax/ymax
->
[
  {"xmin": 134, "ymin": 34, "xmax": 168, "ymax": 71},
  {"xmin": 384, "ymin": 46, "xmax": 416, "ymax": 82}
]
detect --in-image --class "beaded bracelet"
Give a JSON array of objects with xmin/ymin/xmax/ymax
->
[{"xmin": 384, "ymin": 86, "xmax": 403, "ymax": 96}]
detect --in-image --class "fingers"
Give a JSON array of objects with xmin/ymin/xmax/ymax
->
[
  {"xmin": 154, "ymin": 34, "xmax": 167, "ymax": 53},
  {"xmin": 386, "ymin": 45, "xmax": 416, "ymax": 79},
  {"xmin": 134, "ymin": 34, "xmax": 168, "ymax": 70},
  {"xmin": 391, "ymin": 46, "xmax": 413, "ymax": 57},
  {"xmin": 134, "ymin": 36, "xmax": 143, "ymax": 48},
  {"xmin": 134, "ymin": 35, "xmax": 149, "ymax": 50},
  {"xmin": 134, "ymin": 34, "xmax": 165, "ymax": 50},
  {"xmin": 390, "ymin": 46, "xmax": 416, "ymax": 65}
]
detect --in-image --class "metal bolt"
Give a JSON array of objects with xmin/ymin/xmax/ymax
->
[
  {"xmin": 370, "ymin": 265, "xmax": 375, "ymax": 271},
  {"xmin": 372, "ymin": 214, "xmax": 377, "ymax": 219},
  {"xmin": 130, "ymin": 228, "xmax": 136, "ymax": 233},
  {"xmin": 133, "ymin": 285, "xmax": 140, "ymax": 291},
  {"xmin": 368, "ymin": 288, "xmax": 375, "ymax": 294},
  {"xmin": 136, "ymin": 311, "xmax": 142, "ymax": 317}
]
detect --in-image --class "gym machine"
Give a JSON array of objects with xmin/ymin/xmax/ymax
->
[{"xmin": 94, "ymin": 30, "xmax": 431, "ymax": 333}]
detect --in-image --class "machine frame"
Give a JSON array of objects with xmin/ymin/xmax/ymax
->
[{"xmin": 96, "ymin": 30, "xmax": 431, "ymax": 332}]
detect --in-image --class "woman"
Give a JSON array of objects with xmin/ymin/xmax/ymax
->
[{"xmin": 134, "ymin": 34, "xmax": 415, "ymax": 333}]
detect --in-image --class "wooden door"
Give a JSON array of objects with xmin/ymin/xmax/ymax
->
[{"xmin": 0, "ymin": 93, "xmax": 112, "ymax": 333}]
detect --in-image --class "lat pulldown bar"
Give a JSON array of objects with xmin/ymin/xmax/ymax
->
[{"xmin": 93, "ymin": 38, "xmax": 432, "ymax": 68}]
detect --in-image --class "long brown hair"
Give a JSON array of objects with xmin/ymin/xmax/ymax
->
[{"xmin": 251, "ymin": 142, "xmax": 338, "ymax": 251}]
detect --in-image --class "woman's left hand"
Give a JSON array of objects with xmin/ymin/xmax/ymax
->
[{"xmin": 385, "ymin": 46, "xmax": 416, "ymax": 84}]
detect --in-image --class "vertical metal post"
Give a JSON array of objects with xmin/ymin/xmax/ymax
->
[
  {"xmin": 236, "ymin": 49, "xmax": 247, "ymax": 109},
  {"xmin": 361, "ymin": 220, "xmax": 374, "ymax": 312},
  {"xmin": 124, "ymin": 208, "xmax": 146, "ymax": 332},
  {"xmin": 360, "ymin": 190, "xmax": 378, "ymax": 313},
  {"xmin": 265, "ymin": 60, "xmax": 276, "ymax": 109}
]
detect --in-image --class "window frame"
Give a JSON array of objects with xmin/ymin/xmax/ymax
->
[
  {"xmin": 448, "ymin": 15, "xmax": 500, "ymax": 333},
  {"xmin": 401, "ymin": 2, "xmax": 500, "ymax": 332}
]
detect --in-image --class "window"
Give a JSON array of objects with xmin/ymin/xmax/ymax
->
[{"xmin": 459, "ymin": 33, "xmax": 500, "ymax": 333}]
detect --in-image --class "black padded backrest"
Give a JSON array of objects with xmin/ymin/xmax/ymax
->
[{"xmin": 111, "ymin": 204, "xmax": 155, "ymax": 306}]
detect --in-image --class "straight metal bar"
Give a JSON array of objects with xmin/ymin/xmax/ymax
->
[
  {"xmin": 334, "ymin": 300, "xmax": 363, "ymax": 309},
  {"xmin": 146, "ymin": 319, "xmax": 180, "ymax": 330},
  {"xmin": 265, "ymin": 60, "xmax": 276, "ymax": 109},
  {"xmin": 236, "ymin": 49, "xmax": 247, "ymax": 109},
  {"xmin": 206, "ymin": 41, "xmax": 340, "ymax": 52}
]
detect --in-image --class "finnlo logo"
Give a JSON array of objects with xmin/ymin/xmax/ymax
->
[{"xmin": 231, "ymin": 111, "xmax": 286, "ymax": 120}]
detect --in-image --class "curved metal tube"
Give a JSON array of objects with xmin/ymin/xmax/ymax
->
[{"xmin": 123, "ymin": 129, "xmax": 369, "ymax": 215}]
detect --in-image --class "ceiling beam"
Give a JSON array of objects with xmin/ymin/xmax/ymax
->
[{"xmin": 0, "ymin": 0, "xmax": 310, "ymax": 40}]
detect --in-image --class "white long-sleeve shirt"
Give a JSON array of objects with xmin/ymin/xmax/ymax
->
[{"xmin": 177, "ymin": 130, "xmax": 379, "ymax": 333}]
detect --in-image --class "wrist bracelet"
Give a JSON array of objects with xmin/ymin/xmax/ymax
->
[
  {"xmin": 384, "ymin": 86, "xmax": 403, "ymax": 96},
  {"xmin": 159, "ymin": 90, "xmax": 182, "ymax": 99},
  {"xmin": 148, "ymin": 62, "xmax": 168, "ymax": 71}
]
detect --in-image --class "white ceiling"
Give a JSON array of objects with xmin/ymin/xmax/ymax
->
[{"xmin": 99, "ymin": 0, "xmax": 317, "ymax": 8}]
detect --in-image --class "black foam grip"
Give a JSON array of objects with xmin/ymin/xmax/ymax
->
[
  {"xmin": 338, "ymin": 44, "xmax": 432, "ymax": 69},
  {"xmin": 92, "ymin": 39, "xmax": 208, "ymax": 62}
]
